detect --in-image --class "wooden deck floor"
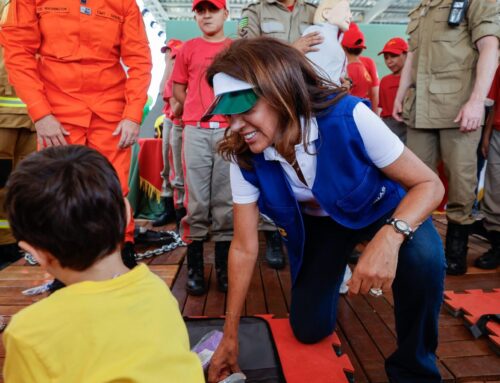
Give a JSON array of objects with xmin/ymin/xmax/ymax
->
[{"xmin": 0, "ymin": 215, "xmax": 498, "ymax": 382}]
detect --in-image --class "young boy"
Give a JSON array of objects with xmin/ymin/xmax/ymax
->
[
  {"xmin": 164, "ymin": 43, "xmax": 188, "ymax": 230},
  {"xmin": 172, "ymin": 0, "xmax": 233, "ymax": 295},
  {"xmin": 342, "ymin": 23, "xmax": 379, "ymax": 112},
  {"xmin": 378, "ymin": 37, "xmax": 409, "ymax": 142},
  {"xmin": 154, "ymin": 39, "xmax": 183, "ymax": 227},
  {"xmin": 4, "ymin": 145, "xmax": 204, "ymax": 382}
]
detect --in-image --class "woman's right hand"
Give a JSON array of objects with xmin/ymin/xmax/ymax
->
[{"xmin": 207, "ymin": 336, "xmax": 240, "ymax": 383}]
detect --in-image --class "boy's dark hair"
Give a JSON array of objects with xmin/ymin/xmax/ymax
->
[
  {"xmin": 346, "ymin": 47, "xmax": 363, "ymax": 56},
  {"xmin": 5, "ymin": 145, "xmax": 126, "ymax": 271}
]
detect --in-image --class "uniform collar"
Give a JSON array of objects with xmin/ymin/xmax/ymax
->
[
  {"xmin": 264, "ymin": 0, "xmax": 306, "ymax": 6},
  {"xmin": 263, "ymin": 117, "xmax": 318, "ymax": 161}
]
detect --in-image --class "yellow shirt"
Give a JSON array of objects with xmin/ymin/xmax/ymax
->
[{"xmin": 3, "ymin": 264, "xmax": 204, "ymax": 383}]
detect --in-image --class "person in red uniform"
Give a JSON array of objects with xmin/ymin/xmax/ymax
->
[
  {"xmin": 342, "ymin": 23, "xmax": 379, "ymax": 112},
  {"xmin": 0, "ymin": 0, "xmax": 152, "ymax": 266},
  {"xmin": 378, "ymin": 37, "xmax": 408, "ymax": 142}
]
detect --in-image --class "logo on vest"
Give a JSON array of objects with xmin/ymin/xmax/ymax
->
[
  {"xmin": 372, "ymin": 186, "xmax": 386, "ymax": 204},
  {"xmin": 278, "ymin": 227, "xmax": 287, "ymax": 238}
]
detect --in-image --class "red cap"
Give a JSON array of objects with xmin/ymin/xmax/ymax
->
[
  {"xmin": 378, "ymin": 37, "xmax": 409, "ymax": 55},
  {"xmin": 161, "ymin": 39, "xmax": 183, "ymax": 54},
  {"xmin": 192, "ymin": 0, "xmax": 226, "ymax": 11},
  {"xmin": 341, "ymin": 22, "xmax": 366, "ymax": 49}
]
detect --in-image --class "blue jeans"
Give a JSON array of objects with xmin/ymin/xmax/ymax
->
[{"xmin": 289, "ymin": 212, "xmax": 445, "ymax": 383}]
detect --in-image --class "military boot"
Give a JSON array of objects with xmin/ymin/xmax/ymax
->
[
  {"xmin": 215, "ymin": 241, "xmax": 230, "ymax": 293},
  {"xmin": 474, "ymin": 230, "xmax": 500, "ymax": 270},
  {"xmin": 445, "ymin": 222, "xmax": 470, "ymax": 275},
  {"xmin": 264, "ymin": 231, "xmax": 285, "ymax": 269},
  {"xmin": 186, "ymin": 240, "xmax": 205, "ymax": 295},
  {"xmin": 152, "ymin": 197, "xmax": 176, "ymax": 227}
]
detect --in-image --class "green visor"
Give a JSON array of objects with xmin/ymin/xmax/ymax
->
[{"xmin": 202, "ymin": 88, "xmax": 258, "ymax": 121}]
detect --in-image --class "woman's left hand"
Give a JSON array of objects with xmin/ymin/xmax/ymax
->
[{"xmin": 347, "ymin": 225, "xmax": 405, "ymax": 295}]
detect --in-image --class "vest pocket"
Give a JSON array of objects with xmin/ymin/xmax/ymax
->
[
  {"xmin": 37, "ymin": 8, "xmax": 78, "ymax": 59},
  {"xmin": 91, "ymin": 9, "xmax": 123, "ymax": 58},
  {"xmin": 336, "ymin": 166, "xmax": 385, "ymax": 213}
]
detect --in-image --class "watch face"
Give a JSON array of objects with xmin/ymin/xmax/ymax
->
[{"xmin": 394, "ymin": 220, "xmax": 409, "ymax": 232}]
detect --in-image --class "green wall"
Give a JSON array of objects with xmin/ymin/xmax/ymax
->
[{"xmin": 165, "ymin": 21, "xmax": 407, "ymax": 77}]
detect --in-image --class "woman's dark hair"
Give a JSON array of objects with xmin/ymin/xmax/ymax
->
[
  {"xmin": 5, "ymin": 145, "xmax": 127, "ymax": 270},
  {"xmin": 207, "ymin": 37, "xmax": 347, "ymax": 169}
]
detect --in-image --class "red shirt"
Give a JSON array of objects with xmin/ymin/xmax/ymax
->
[
  {"xmin": 378, "ymin": 74, "xmax": 400, "ymax": 118},
  {"xmin": 347, "ymin": 61, "xmax": 372, "ymax": 99},
  {"xmin": 172, "ymin": 37, "xmax": 231, "ymax": 125},
  {"xmin": 487, "ymin": 66, "xmax": 500, "ymax": 131},
  {"xmin": 360, "ymin": 56, "xmax": 380, "ymax": 87}
]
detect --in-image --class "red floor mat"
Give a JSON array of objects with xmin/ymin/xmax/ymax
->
[
  {"xmin": 444, "ymin": 289, "xmax": 500, "ymax": 349},
  {"xmin": 262, "ymin": 316, "xmax": 354, "ymax": 383}
]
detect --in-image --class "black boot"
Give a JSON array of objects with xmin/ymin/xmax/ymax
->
[
  {"xmin": 121, "ymin": 241, "xmax": 138, "ymax": 269},
  {"xmin": 215, "ymin": 241, "xmax": 230, "ymax": 293},
  {"xmin": 445, "ymin": 222, "xmax": 470, "ymax": 275},
  {"xmin": 474, "ymin": 230, "xmax": 500, "ymax": 269},
  {"xmin": 152, "ymin": 197, "xmax": 176, "ymax": 227},
  {"xmin": 264, "ymin": 231, "xmax": 285, "ymax": 269},
  {"xmin": 186, "ymin": 240, "xmax": 205, "ymax": 295},
  {"xmin": 175, "ymin": 207, "xmax": 187, "ymax": 233}
]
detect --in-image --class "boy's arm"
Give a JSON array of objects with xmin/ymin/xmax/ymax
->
[
  {"xmin": 169, "ymin": 97, "xmax": 183, "ymax": 118},
  {"xmin": 370, "ymin": 85, "xmax": 379, "ymax": 113},
  {"xmin": 3, "ymin": 330, "xmax": 50, "ymax": 383},
  {"xmin": 173, "ymin": 83, "xmax": 187, "ymax": 107}
]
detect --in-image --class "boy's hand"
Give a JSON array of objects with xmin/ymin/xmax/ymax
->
[
  {"xmin": 35, "ymin": 114, "xmax": 70, "ymax": 147},
  {"xmin": 392, "ymin": 99, "xmax": 403, "ymax": 122},
  {"xmin": 113, "ymin": 119, "xmax": 140, "ymax": 149},
  {"xmin": 292, "ymin": 31, "xmax": 323, "ymax": 54}
]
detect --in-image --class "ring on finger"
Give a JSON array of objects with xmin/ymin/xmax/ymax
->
[{"xmin": 369, "ymin": 288, "xmax": 383, "ymax": 297}]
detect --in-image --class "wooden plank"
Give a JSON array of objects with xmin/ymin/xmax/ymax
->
[
  {"xmin": 204, "ymin": 266, "xmax": 226, "ymax": 317},
  {"xmin": 245, "ymin": 264, "xmax": 266, "ymax": 316},
  {"xmin": 182, "ymin": 265, "xmax": 210, "ymax": 317},
  {"xmin": 437, "ymin": 340, "xmax": 492, "ymax": 358},
  {"xmin": 439, "ymin": 325, "xmax": 475, "ymax": 342},
  {"xmin": 337, "ymin": 326, "xmax": 369, "ymax": 383},
  {"xmin": 337, "ymin": 297, "xmax": 388, "ymax": 383},
  {"xmin": 148, "ymin": 246, "xmax": 186, "ymax": 266},
  {"xmin": 260, "ymin": 267, "xmax": 288, "ymax": 318},
  {"xmin": 149, "ymin": 264, "xmax": 179, "ymax": 288},
  {"xmin": 443, "ymin": 355, "xmax": 500, "ymax": 380},
  {"xmin": 171, "ymin": 264, "xmax": 189, "ymax": 313},
  {"xmin": 344, "ymin": 294, "xmax": 396, "ymax": 358}
]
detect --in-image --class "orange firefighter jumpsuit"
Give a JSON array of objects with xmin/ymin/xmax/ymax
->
[{"xmin": 0, "ymin": 0, "xmax": 152, "ymax": 243}]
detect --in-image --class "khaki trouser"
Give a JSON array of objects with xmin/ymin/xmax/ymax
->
[
  {"xmin": 482, "ymin": 130, "xmax": 500, "ymax": 232},
  {"xmin": 160, "ymin": 117, "xmax": 173, "ymax": 198},
  {"xmin": 169, "ymin": 122, "xmax": 184, "ymax": 209},
  {"xmin": 382, "ymin": 117, "xmax": 407, "ymax": 144},
  {"xmin": 0, "ymin": 127, "xmax": 37, "ymax": 245},
  {"xmin": 180, "ymin": 126, "xmax": 233, "ymax": 242},
  {"xmin": 407, "ymin": 126, "xmax": 481, "ymax": 225}
]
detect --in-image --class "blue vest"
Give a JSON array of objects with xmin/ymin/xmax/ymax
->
[{"xmin": 240, "ymin": 95, "xmax": 406, "ymax": 285}]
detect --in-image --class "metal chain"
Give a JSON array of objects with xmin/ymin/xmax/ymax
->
[
  {"xmin": 134, "ymin": 231, "xmax": 186, "ymax": 261},
  {"xmin": 23, "ymin": 231, "xmax": 186, "ymax": 265}
]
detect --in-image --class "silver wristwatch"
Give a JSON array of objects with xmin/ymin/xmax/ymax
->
[{"xmin": 386, "ymin": 218, "xmax": 414, "ymax": 240}]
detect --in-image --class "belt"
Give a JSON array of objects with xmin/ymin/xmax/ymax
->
[
  {"xmin": 185, "ymin": 121, "xmax": 229, "ymax": 129},
  {"xmin": 0, "ymin": 96, "xmax": 26, "ymax": 108}
]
